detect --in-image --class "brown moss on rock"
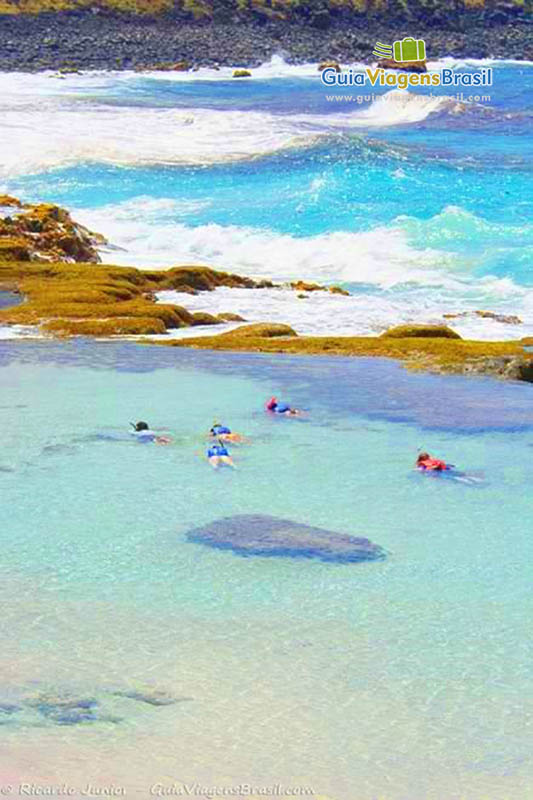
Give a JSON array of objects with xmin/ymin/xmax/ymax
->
[
  {"xmin": 0, "ymin": 197, "xmax": 104, "ymax": 264},
  {"xmin": 381, "ymin": 324, "xmax": 462, "ymax": 340},
  {"xmin": 0, "ymin": 195, "xmax": 22, "ymax": 208},
  {"xmin": 43, "ymin": 317, "xmax": 167, "ymax": 336},
  {"xmin": 218, "ymin": 322, "xmax": 298, "ymax": 338},
  {"xmin": 191, "ymin": 311, "xmax": 222, "ymax": 326},
  {"xmin": 329, "ymin": 285, "xmax": 350, "ymax": 296},
  {"xmin": 218, "ymin": 312, "xmax": 246, "ymax": 322},
  {"xmin": 0, "ymin": 259, "xmax": 269, "ymax": 338}
]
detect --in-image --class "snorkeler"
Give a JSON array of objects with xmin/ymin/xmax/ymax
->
[
  {"xmin": 265, "ymin": 396, "xmax": 303, "ymax": 417},
  {"xmin": 209, "ymin": 421, "xmax": 246, "ymax": 444},
  {"xmin": 416, "ymin": 452, "xmax": 450, "ymax": 472},
  {"xmin": 207, "ymin": 439, "xmax": 235, "ymax": 469},
  {"xmin": 129, "ymin": 421, "xmax": 171, "ymax": 445}
]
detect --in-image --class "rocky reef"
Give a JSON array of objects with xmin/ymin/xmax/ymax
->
[
  {"xmin": 1, "ymin": 684, "xmax": 190, "ymax": 728},
  {"xmin": 186, "ymin": 514, "xmax": 386, "ymax": 563},
  {"xmin": 0, "ymin": 222, "xmax": 269, "ymax": 336},
  {"xmin": 160, "ymin": 323, "xmax": 533, "ymax": 384},
  {"xmin": 0, "ymin": 195, "xmax": 104, "ymax": 264}
]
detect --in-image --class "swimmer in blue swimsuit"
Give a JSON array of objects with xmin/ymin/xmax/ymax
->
[
  {"xmin": 209, "ymin": 421, "xmax": 246, "ymax": 443},
  {"xmin": 207, "ymin": 439, "xmax": 235, "ymax": 469}
]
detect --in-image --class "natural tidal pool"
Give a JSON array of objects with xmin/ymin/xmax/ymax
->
[{"xmin": 1, "ymin": 340, "xmax": 532, "ymax": 799}]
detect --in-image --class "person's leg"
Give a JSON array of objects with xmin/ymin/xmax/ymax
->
[
  {"xmin": 209, "ymin": 456, "xmax": 220, "ymax": 469},
  {"xmin": 220, "ymin": 456, "xmax": 236, "ymax": 469}
]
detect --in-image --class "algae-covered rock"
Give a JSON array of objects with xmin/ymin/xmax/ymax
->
[
  {"xmin": 42, "ymin": 317, "xmax": 168, "ymax": 337},
  {"xmin": 233, "ymin": 69, "xmax": 251, "ymax": 78},
  {"xmin": 443, "ymin": 310, "xmax": 523, "ymax": 325},
  {"xmin": 220, "ymin": 322, "xmax": 297, "ymax": 338},
  {"xmin": 291, "ymin": 280, "xmax": 323, "ymax": 293},
  {"xmin": 0, "ymin": 195, "xmax": 22, "ymax": 208},
  {"xmin": 191, "ymin": 311, "xmax": 222, "ymax": 326},
  {"xmin": 186, "ymin": 514, "xmax": 385, "ymax": 563},
  {"xmin": 217, "ymin": 312, "xmax": 246, "ymax": 322},
  {"xmin": 318, "ymin": 60, "xmax": 341, "ymax": 72},
  {"xmin": 381, "ymin": 324, "xmax": 461, "ymax": 340},
  {"xmin": 329, "ymin": 285, "xmax": 350, "ymax": 296},
  {"xmin": 0, "ymin": 197, "xmax": 104, "ymax": 263}
]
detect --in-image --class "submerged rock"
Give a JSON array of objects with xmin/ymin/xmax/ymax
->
[
  {"xmin": 186, "ymin": 514, "xmax": 385, "ymax": 563},
  {"xmin": 27, "ymin": 693, "xmax": 100, "ymax": 725},
  {"xmin": 112, "ymin": 688, "xmax": 192, "ymax": 706}
]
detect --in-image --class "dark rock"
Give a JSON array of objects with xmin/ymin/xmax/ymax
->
[
  {"xmin": 28, "ymin": 694, "xmax": 100, "ymax": 725},
  {"xmin": 186, "ymin": 514, "xmax": 386, "ymax": 563},
  {"xmin": 0, "ymin": 702, "xmax": 21, "ymax": 714}
]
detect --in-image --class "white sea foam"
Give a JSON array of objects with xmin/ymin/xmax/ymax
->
[
  {"xmin": 72, "ymin": 195, "xmax": 533, "ymax": 341},
  {"xmin": 76, "ymin": 197, "xmax": 458, "ymax": 285},
  {"xmin": 0, "ymin": 70, "xmax": 470, "ymax": 178},
  {"xmin": 156, "ymin": 284, "xmax": 533, "ymax": 341}
]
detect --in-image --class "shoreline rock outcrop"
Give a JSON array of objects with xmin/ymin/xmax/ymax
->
[
  {"xmin": 0, "ymin": 9, "xmax": 530, "ymax": 72},
  {"xmin": 0, "ymin": 196, "xmax": 104, "ymax": 264}
]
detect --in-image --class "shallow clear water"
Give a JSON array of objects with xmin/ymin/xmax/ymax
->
[{"xmin": 1, "ymin": 341, "xmax": 532, "ymax": 798}]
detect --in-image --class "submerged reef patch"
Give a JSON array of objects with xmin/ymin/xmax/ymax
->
[{"xmin": 186, "ymin": 514, "xmax": 386, "ymax": 563}]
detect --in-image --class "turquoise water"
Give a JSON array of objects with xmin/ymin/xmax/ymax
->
[
  {"xmin": 1, "ymin": 58, "xmax": 533, "ymax": 797},
  {"xmin": 1, "ymin": 341, "xmax": 532, "ymax": 798}
]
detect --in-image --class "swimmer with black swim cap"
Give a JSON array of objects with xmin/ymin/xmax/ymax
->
[
  {"xmin": 129, "ymin": 421, "xmax": 171, "ymax": 445},
  {"xmin": 209, "ymin": 421, "xmax": 246, "ymax": 443}
]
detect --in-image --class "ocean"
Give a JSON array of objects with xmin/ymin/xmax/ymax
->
[{"xmin": 0, "ymin": 56, "xmax": 532, "ymax": 799}]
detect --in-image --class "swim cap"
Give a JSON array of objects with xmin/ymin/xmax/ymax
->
[
  {"xmin": 265, "ymin": 397, "xmax": 277, "ymax": 410},
  {"xmin": 134, "ymin": 421, "xmax": 149, "ymax": 431}
]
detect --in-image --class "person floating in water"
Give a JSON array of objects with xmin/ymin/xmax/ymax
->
[
  {"xmin": 209, "ymin": 421, "xmax": 246, "ymax": 444},
  {"xmin": 207, "ymin": 439, "xmax": 235, "ymax": 469},
  {"xmin": 416, "ymin": 452, "xmax": 450, "ymax": 472},
  {"xmin": 130, "ymin": 421, "xmax": 171, "ymax": 445},
  {"xmin": 265, "ymin": 396, "xmax": 303, "ymax": 417}
]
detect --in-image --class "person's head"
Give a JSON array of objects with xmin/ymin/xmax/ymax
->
[
  {"xmin": 417, "ymin": 452, "xmax": 430, "ymax": 464},
  {"xmin": 134, "ymin": 421, "xmax": 149, "ymax": 432},
  {"xmin": 266, "ymin": 397, "xmax": 277, "ymax": 410}
]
